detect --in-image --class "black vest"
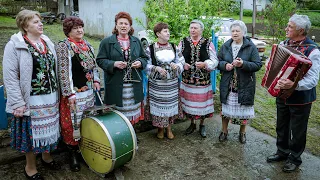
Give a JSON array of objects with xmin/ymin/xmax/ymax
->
[
  {"xmin": 284, "ymin": 37, "xmax": 319, "ymax": 105},
  {"xmin": 181, "ymin": 37, "xmax": 211, "ymax": 85},
  {"xmin": 182, "ymin": 37, "xmax": 209, "ymax": 64}
]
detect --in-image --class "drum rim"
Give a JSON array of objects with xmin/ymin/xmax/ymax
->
[
  {"xmin": 80, "ymin": 116, "xmax": 117, "ymax": 174},
  {"xmin": 111, "ymin": 109, "xmax": 138, "ymax": 161}
]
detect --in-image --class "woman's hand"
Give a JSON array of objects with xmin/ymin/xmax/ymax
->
[
  {"xmin": 170, "ymin": 63, "xmax": 177, "ymax": 70},
  {"xmin": 114, "ymin": 61, "xmax": 127, "ymax": 69},
  {"xmin": 184, "ymin": 63, "xmax": 191, "ymax": 70},
  {"xmin": 68, "ymin": 98, "xmax": 76, "ymax": 111},
  {"xmin": 93, "ymin": 82, "xmax": 100, "ymax": 91},
  {"xmin": 195, "ymin": 62, "xmax": 206, "ymax": 69},
  {"xmin": 156, "ymin": 66, "xmax": 167, "ymax": 77},
  {"xmin": 232, "ymin": 57, "xmax": 243, "ymax": 68},
  {"xmin": 131, "ymin": 61, "xmax": 142, "ymax": 68},
  {"xmin": 225, "ymin": 63, "xmax": 234, "ymax": 71},
  {"xmin": 13, "ymin": 106, "xmax": 26, "ymax": 118}
]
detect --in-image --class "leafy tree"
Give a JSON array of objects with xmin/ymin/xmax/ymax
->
[
  {"xmin": 138, "ymin": 0, "xmax": 231, "ymax": 44},
  {"xmin": 258, "ymin": 0, "xmax": 297, "ymax": 43}
]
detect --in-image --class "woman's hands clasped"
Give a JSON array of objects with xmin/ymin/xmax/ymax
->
[
  {"xmin": 13, "ymin": 106, "xmax": 26, "ymax": 118},
  {"xmin": 225, "ymin": 57, "xmax": 244, "ymax": 71},
  {"xmin": 114, "ymin": 61, "xmax": 142, "ymax": 69}
]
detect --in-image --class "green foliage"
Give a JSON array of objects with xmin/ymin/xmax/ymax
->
[
  {"xmin": 227, "ymin": 0, "xmax": 240, "ymax": 15},
  {"xmin": 140, "ymin": 0, "xmax": 231, "ymax": 44},
  {"xmin": 303, "ymin": 0, "xmax": 320, "ymax": 10},
  {"xmin": 258, "ymin": 0, "xmax": 297, "ymax": 43},
  {"xmin": 243, "ymin": 9, "xmax": 253, "ymax": 16}
]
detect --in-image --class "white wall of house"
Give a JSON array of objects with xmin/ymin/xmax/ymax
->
[
  {"xmin": 79, "ymin": 0, "xmax": 147, "ymax": 37},
  {"xmin": 243, "ymin": 0, "xmax": 271, "ymax": 11}
]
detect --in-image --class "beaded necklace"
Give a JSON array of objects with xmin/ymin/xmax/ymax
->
[{"xmin": 23, "ymin": 35, "xmax": 47, "ymax": 54}]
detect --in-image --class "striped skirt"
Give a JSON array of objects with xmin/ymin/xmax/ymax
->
[
  {"xmin": 114, "ymin": 83, "xmax": 143, "ymax": 125},
  {"xmin": 180, "ymin": 82, "xmax": 214, "ymax": 117},
  {"xmin": 221, "ymin": 92, "xmax": 254, "ymax": 125},
  {"xmin": 146, "ymin": 79, "xmax": 181, "ymax": 127}
]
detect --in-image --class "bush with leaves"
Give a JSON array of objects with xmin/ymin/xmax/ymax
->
[
  {"xmin": 258, "ymin": 0, "xmax": 297, "ymax": 43},
  {"xmin": 138, "ymin": 0, "xmax": 231, "ymax": 45}
]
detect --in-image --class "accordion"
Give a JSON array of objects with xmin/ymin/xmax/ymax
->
[{"xmin": 261, "ymin": 44, "xmax": 312, "ymax": 99}]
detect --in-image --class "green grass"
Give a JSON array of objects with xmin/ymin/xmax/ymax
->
[
  {"xmin": 0, "ymin": 16, "xmax": 16, "ymax": 27},
  {"xmin": 225, "ymin": 15, "xmax": 254, "ymax": 24}
]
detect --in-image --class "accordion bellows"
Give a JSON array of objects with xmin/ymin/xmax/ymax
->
[{"xmin": 261, "ymin": 44, "xmax": 312, "ymax": 98}]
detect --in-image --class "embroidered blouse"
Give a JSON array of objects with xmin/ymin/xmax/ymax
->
[
  {"xmin": 145, "ymin": 42, "xmax": 184, "ymax": 80},
  {"xmin": 56, "ymin": 38, "xmax": 100, "ymax": 97}
]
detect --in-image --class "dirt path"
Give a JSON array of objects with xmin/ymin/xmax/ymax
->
[{"xmin": 1, "ymin": 115, "xmax": 319, "ymax": 180}]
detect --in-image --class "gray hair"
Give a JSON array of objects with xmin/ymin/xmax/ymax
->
[
  {"xmin": 190, "ymin": 19, "xmax": 204, "ymax": 30},
  {"xmin": 230, "ymin": 20, "xmax": 247, "ymax": 36},
  {"xmin": 289, "ymin": 14, "xmax": 311, "ymax": 35}
]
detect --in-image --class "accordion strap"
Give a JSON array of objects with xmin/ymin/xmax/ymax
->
[{"xmin": 287, "ymin": 44, "xmax": 318, "ymax": 48}]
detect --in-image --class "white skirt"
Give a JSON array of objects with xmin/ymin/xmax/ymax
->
[{"xmin": 221, "ymin": 92, "xmax": 255, "ymax": 119}]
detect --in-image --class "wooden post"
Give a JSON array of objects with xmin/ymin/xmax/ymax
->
[
  {"xmin": 252, "ymin": 0, "xmax": 256, "ymax": 38},
  {"xmin": 240, "ymin": 0, "xmax": 243, "ymax": 21}
]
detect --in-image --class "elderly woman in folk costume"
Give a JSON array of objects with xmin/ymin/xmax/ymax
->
[
  {"xmin": 179, "ymin": 20, "xmax": 219, "ymax": 138},
  {"xmin": 217, "ymin": 20, "xmax": 261, "ymax": 144},
  {"xmin": 145, "ymin": 22, "xmax": 184, "ymax": 139},
  {"xmin": 96, "ymin": 12, "xmax": 148, "ymax": 136},
  {"xmin": 3, "ymin": 9, "xmax": 61, "ymax": 180},
  {"xmin": 56, "ymin": 16, "xmax": 100, "ymax": 172}
]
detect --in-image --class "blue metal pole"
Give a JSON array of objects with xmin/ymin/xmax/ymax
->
[
  {"xmin": 0, "ymin": 85, "xmax": 8, "ymax": 130},
  {"xmin": 211, "ymin": 30, "xmax": 219, "ymax": 93}
]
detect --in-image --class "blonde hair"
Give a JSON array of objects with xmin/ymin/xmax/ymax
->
[{"xmin": 16, "ymin": 9, "xmax": 41, "ymax": 34}]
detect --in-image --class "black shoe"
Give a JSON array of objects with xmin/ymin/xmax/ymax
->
[
  {"xmin": 218, "ymin": 132, "xmax": 228, "ymax": 142},
  {"xmin": 185, "ymin": 123, "xmax": 196, "ymax": 135},
  {"xmin": 67, "ymin": 145, "xmax": 81, "ymax": 172},
  {"xmin": 266, "ymin": 154, "xmax": 287, "ymax": 163},
  {"xmin": 41, "ymin": 158, "xmax": 61, "ymax": 170},
  {"xmin": 239, "ymin": 132, "xmax": 246, "ymax": 144},
  {"xmin": 199, "ymin": 125, "xmax": 206, "ymax": 138},
  {"xmin": 282, "ymin": 161, "xmax": 299, "ymax": 173},
  {"xmin": 24, "ymin": 168, "xmax": 44, "ymax": 180}
]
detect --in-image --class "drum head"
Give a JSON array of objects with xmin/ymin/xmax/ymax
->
[{"xmin": 80, "ymin": 117, "xmax": 114, "ymax": 174}]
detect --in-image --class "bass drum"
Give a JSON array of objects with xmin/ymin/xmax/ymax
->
[{"xmin": 79, "ymin": 109, "xmax": 137, "ymax": 174}]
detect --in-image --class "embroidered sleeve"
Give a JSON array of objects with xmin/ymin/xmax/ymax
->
[
  {"xmin": 173, "ymin": 45, "xmax": 185, "ymax": 75},
  {"xmin": 145, "ymin": 46, "xmax": 155, "ymax": 76},
  {"xmin": 93, "ymin": 67, "xmax": 100, "ymax": 83},
  {"xmin": 204, "ymin": 42, "xmax": 219, "ymax": 71},
  {"xmin": 56, "ymin": 41, "xmax": 75, "ymax": 97}
]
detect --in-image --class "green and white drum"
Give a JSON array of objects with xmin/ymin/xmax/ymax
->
[{"xmin": 79, "ymin": 110, "xmax": 137, "ymax": 174}]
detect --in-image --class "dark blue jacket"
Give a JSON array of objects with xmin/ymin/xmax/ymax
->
[
  {"xmin": 218, "ymin": 37, "xmax": 262, "ymax": 105},
  {"xmin": 283, "ymin": 37, "xmax": 319, "ymax": 105}
]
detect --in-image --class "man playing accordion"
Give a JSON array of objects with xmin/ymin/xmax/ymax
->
[{"xmin": 266, "ymin": 14, "xmax": 320, "ymax": 173}]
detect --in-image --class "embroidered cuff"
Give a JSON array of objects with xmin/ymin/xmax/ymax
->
[{"xmin": 68, "ymin": 94, "xmax": 76, "ymax": 100}]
